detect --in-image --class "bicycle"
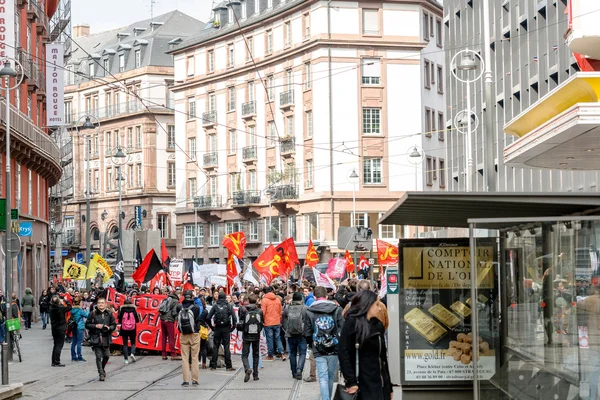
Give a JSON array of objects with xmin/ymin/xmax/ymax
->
[{"xmin": 6, "ymin": 318, "xmax": 22, "ymax": 362}]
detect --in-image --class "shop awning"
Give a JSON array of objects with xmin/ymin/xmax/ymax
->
[{"xmin": 378, "ymin": 192, "xmax": 600, "ymax": 228}]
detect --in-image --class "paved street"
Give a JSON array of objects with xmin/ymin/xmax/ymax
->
[{"xmin": 8, "ymin": 322, "xmax": 322, "ymax": 399}]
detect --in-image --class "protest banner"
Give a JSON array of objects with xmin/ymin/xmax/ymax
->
[
  {"xmin": 326, "ymin": 258, "xmax": 347, "ymax": 279},
  {"xmin": 169, "ymin": 259, "xmax": 184, "ymax": 285}
]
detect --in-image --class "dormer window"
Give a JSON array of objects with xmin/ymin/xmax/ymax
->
[
  {"xmin": 119, "ymin": 54, "xmax": 125, "ymax": 72},
  {"xmin": 255, "ymin": 0, "xmax": 259, "ymax": 14},
  {"xmin": 89, "ymin": 62, "xmax": 95, "ymax": 77},
  {"xmin": 268, "ymin": 0, "xmax": 272, "ymax": 8},
  {"xmin": 150, "ymin": 21, "xmax": 164, "ymax": 31},
  {"xmin": 242, "ymin": 2, "xmax": 247, "ymax": 19},
  {"xmin": 117, "ymin": 32, "xmax": 130, "ymax": 42},
  {"xmin": 135, "ymin": 50, "xmax": 141, "ymax": 68},
  {"xmin": 103, "ymin": 58, "xmax": 110, "ymax": 73},
  {"xmin": 133, "ymin": 27, "xmax": 146, "ymax": 37},
  {"xmin": 228, "ymin": 7, "xmax": 233, "ymax": 23}
]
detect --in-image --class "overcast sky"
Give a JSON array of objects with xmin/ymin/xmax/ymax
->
[{"xmin": 72, "ymin": 0, "xmax": 213, "ymax": 33}]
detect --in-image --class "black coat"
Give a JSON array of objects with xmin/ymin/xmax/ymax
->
[
  {"xmin": 237, "ymin": 304, "xmax": 263, "ymax": 342},
  {"xmin": 338, "ymin": 317, "xmax": 392, "ymax": 400},
  {"xmin": 118, "ymin": 304, "xmax": 140, "ymax": 334},
  {"xmin": 85, "ymin": 307, "xmax": 117, "ymax": 347},
  {"xmin": 49, "ymin": 302, "xmax": 72, "ymax": 332},
  {"xmin": 39, "ymin": 294, "xmax": 50, "ymax": 313}
]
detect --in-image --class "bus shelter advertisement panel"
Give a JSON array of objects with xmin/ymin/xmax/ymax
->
[{"xmin": 399, "ymin": 239, "xmax": 498, "ymax": 386}]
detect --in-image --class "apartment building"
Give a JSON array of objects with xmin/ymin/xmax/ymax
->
[
  {"xmin": 170, "ymin": 0, "xmax": 443, "ymax": 264},
  {"xmin": 61, "ymin": 11, "xmax": 203, "ymax": 260}
]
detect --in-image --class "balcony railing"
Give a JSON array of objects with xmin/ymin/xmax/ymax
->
[
  {"xmin": 280, "ymin": 90, "xmax": 294, "ymax": 108},
  {"xmin": 242, "ymin": 145, "xmax": 257, "ymax": 161},
  {"xmin": 232, "ymin": 190, "xmax": 262, "ymax": 206},
  {"xmin": 62, "ymin": 229, "xmax": 77, "ymax": 246},
  {"xmin": 280, "ymin": 137, "xmax": 296, "ymax": 155},
  {"xmin": 270, "ymin": 184, "xmax": 298, "ymax": 201},
  {"xmin": 241, "ymin": 101, "xmax": 256, "ymax": 117},
  {"xmin": 193, "ymin": 195, "xmax": 223, "ymax": 209},
  {"xmin": 203, "ymin": 152, "xmax": 218, "ymax": 167},
  {"xmin": 202, "ymin": 110, "xmax": 217, "ymax": 126},
  {"xmin": 71, "ymin": 98, "xmax": 172, "ymax": 123}
]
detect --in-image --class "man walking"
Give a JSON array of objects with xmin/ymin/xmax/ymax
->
[
  {"xmin": 262, "ymin": 287, "xmax": 285, "ymax": 360},
  {"xmin": 238, "ymin": 293, "xmax": 263, "ymax": 382},
  {"xmin": 283, "ymin": 292, "xmax": 311, "ymax": 379},
  {"xmin": 85, "ymin": 298, "xmax": 116, "ymax": 381},
  {"xmin": 306, "ymin": 286, "xmax": 344, "ymax": 400},
  {"xmin": 207, "ymin": 292, "xmax": 236, "ymax": 371},
  {"xmin": 177, "ymin": 290, "xmax": 201, "ymax": 386},
  {"xmin": 49, "ymin": 295, "xmax": 72, "ymax": 367},
  {"xmin": 158, "ymin": 290, "xmax": 181, "ymax": 360}
]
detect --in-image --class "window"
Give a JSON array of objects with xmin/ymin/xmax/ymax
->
[
  {"xmin": 189, "ymin": 177, "xmax": 197, "ymax": 197},
  {"xmin": 424, "ymin": 59, "xmax": 431, "ymax": 89},
  {"xmin": 425, "ymin": 108, "xmax": 432, "ymax": 136},
  {"xmin": 246, "ymin": 36, "xmax": 253, "ymax": 61},
  {"xmin": 303, "ymin": 13, "xmax": 311, "ymax": 39},
  {"xmin": 107, "ymin": 168, "xmax": 113, "ymax": 191},
  {"xmin": 426, "ymin": 156, "xmax": 433, "ymax": 186},
  {"xmin": 362, "ymin": 9, "xmax": 379, "ymax": 34},
  {"xmin": 187, "ymin": 55, "xmax": 194, "ymax": 76},
  {"xmin": 89, "ymin": 62, "xmax": 95, "ymax": 77},
  {"xmin": 248, "ymin": 81, "xmax": 255, "ymax": 101},
  {"xmin": 106, "ymin": 131, "xmax": 112, "ymax": 152},
  {"xmin": 119, "ymin": 54, "xmax": 125, "ymax": 72},
  {"xmin": 379, "ymin": 212, "xmax": 397, "ymax": 239},
  {"xmin": 438, "ymin": 112, "xmax": 445, "ymax": 140},
  {"xmin": 228, "ymin": 86, "xmax": 236, "ymax": 111},
  {"xmin": 266, "ymin": 217, "xmax": 281, "ymax": 243},
  {"xmin": 268, "ymin": 122, "xmax": 276, "ymax": 146},
  {"xmin": 267, "ymin": 75, "xmax": 274, "ymax": 100},
  {"xmin": 254, "ymin": 0, "xmax": 259, "ymax": 14},
  {"xmin": 249, "ymin": 169, "xmax": 257, "ymax": 190},
  {"xmin": 228, "ymin": 7, "xmax": 233, "ymax": 23},
  {"xmin": 304, "ymin": 62, "xmax": 311, "ymax": 90},
  {"xmin": 439, "ymin": 159, "xmax": 446, "ymax": 188},
  {"xmin": 127, "ymin": 127, "xmax": 133, "ymax": 148},
  {"xmin": 137, "ymin": 163, "xmax": 142, "ymax": 187},
  {"xmin": 103, "ymin": 58, "xmax": 109, "ymax": 73},
  {"xmin": 135, "ymin": 50, "xmax": 141, "ymax": 68},
  {"xmin": 188, "ymin": 97, "xmax": 196, "ymax": 119},
  {"xmin": 306, "ymin": 159, "xmax": 313, "ymax": 188},
  {"xmin": 248, "ymin": 126, "xmax": 257, "ymax": 146},
  {"xmin": 361, "ymin": 58, "xmax": 380, "ymax": 85},
  {"xmin": 115, "ymin": 129, "xmax": 120, "ymax": 146},
  {"xmin": 208, "ymin": 93, "xmax": 216, "ymax": 111},
  {"xmin": 362, "ymin": 108, "xmax": 381, "ymax": 134},
  {"xmin": 157, "ymin": 214, "xmax": 169, "ymax": 238},
  {"xmin": 266, "ymin": 30, "xmax": 273, "ymax": 54},
  {"xmin": 267, "ymin": 0, "xmax": 272, "ymax": 8},
  {"xmin": 242, "ymin": 2, "xmax": 247, "ymax": 18},
  {"xmin": 363, "ymin": 158, "xmax": 382, "ymax": 184},
  {"xmin": 167, "ymin": 162, "xmax": 176, "ymax": 187},
  {"xmin": 285, "ymin": 69, "xmax": 293, "ymax": 90},
  {"xmin": 229, "ymin": 130, "xmax": 237, "ymax": 154},
  {"xmin": 135, "ymin": 126, "xmax": 142, "ymax": 149},
  {"xmin": 431, "ymin": 62, "xmax": 435, "ymax": 85},
  {"xmin": 353, "ymin": 212, "xmax": 368, "ymax": 228},
  {"xmin": 436, "ymin": 19, "xmax": 442, "ymax": 47},
  {"xmin": 64, "ymin": 101, "xmax": 72, "ymax": 124},
  {"xmin": 210, "ymin": 222, "xmax": 219, "ymax": 246},
  {"xmin": 288, "ymin": 215, "xmax": 297, "ymax": 241},
  {"xmin": 114, "ymin": 92, "xmax": 120, "ymax": 113},
  {"xmin": 226, "ymin": 221, "xmax": 244, "ymax": 235},
  {"xmin": 229, "ymin": 173, "xmax": 239, "ymax": 197},
  {"xmin": 189, "ymin": 137, "xmax": 196, "ymax": 160},
  {"xmin": 128, "ymin": 164, "xmax": 134, "ymax": 188},
  {"xmin": 209, "ymin": 134, "xmax": 217, "ymax": 152},
  {"xmin": 304, "ymin": 214, "xmax": 319, "ymax": 241},
  {"xmin": 285, "ymin": 21, "xmax": 292, "ymax": 46},
  {"xmin": 184, "ymin": 224, "xmax": 204, "ymax": 247},
  {"xmin": 423, "ymin": 12, "xmax": 429, "ymax": 40},
  {"xmin": 437, "ymin": 65, "xmax": 444, "ymax": 94},
  {"xmin": 228, "ymin": 44, "xmax": 234, "ymax": 67},
  {"xmin": 249, "ymin": 220, "xmax": 259, "ymax": 241},
  {"xmin": 305, "ymin": 111, "xmax": 313, "ymax": 138},
  {"xmin": 94, "ymin": 169, "xmax": 99, "ymax": 191},
  {"xmin": 286, "ymin": 115, "xmax": 294, "ymax": 136},
  {"xmin": 208, "ymin": 50, "xmax": 215, "ymax": 73},
  {"xmin": 93, "ymin": 134, "xmax": 99, "ymax": 156}
]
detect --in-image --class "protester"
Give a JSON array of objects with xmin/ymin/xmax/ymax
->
[
  {"xmin": 238, "ymin": 293, "xmax": 263, "ymax": 382},
  {"xmin": 70, "ymin": 299, "xmax": 89, "ymax": 362},
  {"xmin": 49, "ymin": 295, "xmax": 72, "ymax": 367},
  {"xmin": 283, "ymin": 292, "xmax": 311, "ymax": 380},
  {"xmin": 306, "ymin": 286, "xmax": 344, "ymax": 400},
  {"xmin": 207, "ymin": 292, "xmax": 236, "ymax": 371},
  {"xmin": 344, "ymin": 280, "xmax": 389, "ymax": 329},
  {"xmin": 262, "ymin": 287, "xmax": 286, "ymax": 361},
  {"xmin": 118, "ymin": 297, "xmax": 139, "ymax": 364},
  {"xmin": 304, "ymin": 287, "xmax": 315, "ymax": 307},
  {"xmin": 198, "ymin": 297, "xmax": 209, "ymax": 369},
  {"xmin": 338, "ymin": 290, "xmax": 392, "ymax": 400},
  {"xmin": 177, "ymin": 290, "xmax": 201, "ymax": 386},
  {"xmin": 153, "ymin": 287, "xmax": 161, "ymax": 295},
  {"xmin": 0, "ymin": 291, "xmax": 6, "ymax": 343},
  {"xmin": 158, "ymin": 290, "xmax": 181, "ymax": 361},
  {"xmin": 86, "ymin": 298, "xmax": 116, "ymax": 381},
  {"xmin": 39, "ymin": 289, "xmax": 50, "ymax": 329},
  {"xmin": 336, "ymin": 280, "xmax": 357, "ymax": 309},
  {"xmin": 21, "ymin": 288, "xmax": 35, "ymax": 330}
]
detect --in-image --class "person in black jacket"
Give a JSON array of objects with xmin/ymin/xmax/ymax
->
[
  {"xmin": 338, "ymin": 290, "xmax": 392, "ymax": 400},
  {"xmin": 49, "ymin": 295, "xmax": 72, "ymax": 367},
  {"xmin": 198, "ymin": 297, "xmax": 209, "ymax": 369},
  {"xmin": 85, "ymin": 298, "xmax": 116, "ymax": 381},
  {"xmin": 118, "ymin": 298, "xmax": 139, "ymax": 364},
  {"xmin": 39, "ymin": 289, "xmax": 50, "ymax": 329},
  {"xmin": 207, "ymin": 292, "xmax": 237, "ymax": 371},
  {"xmin": 238, "ymin": 293, "xmax": 263, "ymax": 382}
]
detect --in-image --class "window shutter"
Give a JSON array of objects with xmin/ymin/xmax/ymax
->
[
  {"xmin": 362, "ymin": 58, "xmax": 380, "ymax": 77},
  {"xmin": 363, "ymin": 9, "xmax": 379, "ymax": 33}
]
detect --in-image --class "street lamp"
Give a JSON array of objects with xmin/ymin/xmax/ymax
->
[
  {"xmin": 407, "ymin": 146, "xmax": 424, "ymax": 190},
  {"xmin": 111, "ymin": 146, "xmax": 129, "ymax": 260},
  {"xmin": 347, "ymin": 169, "xmax": 359, "ymax": 274},
  {"xmin": 451, "ymin": 49, "xmax": 484, "ymax": 193},
  {"xmin": 193, "ymin": 197, "xmax": 200, "ymax": 262}
]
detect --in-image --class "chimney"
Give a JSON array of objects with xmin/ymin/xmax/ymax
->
[{"xmin": 73, "ymin": 24, "xmax": 90, "ymax": 38}]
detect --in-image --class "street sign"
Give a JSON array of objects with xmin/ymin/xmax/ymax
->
[
  {"xmin": 11, "ymin": 221, "xmax": 19, "ymax": 234},
  {"xmin": 50, "ymin": 250, "xmax": 69, "ymax": 257},
  {"xmin": 11, "ymin": 209, "xmax": 18, "ymax": 219},
  {"xmin": 134, "ymin": 206, "xmax": 143, "ymax": 230},
  {"xmin": 0, "ymin": 198, "xmax": 6, "ymax": 231},
  {"xmin": 387, "ymin": 268, "xmax": 399, "ymax": 294},
  {"xmin": 2, "ymin": 232, "xmax": 21, "ymax": 259},
  {"xmin": 18, "ymin": 221, "xmax": 32, "ymax": 237},
  {"xmin": 369, "ymin": 258, "xmax": 375, "ymax": 265}
]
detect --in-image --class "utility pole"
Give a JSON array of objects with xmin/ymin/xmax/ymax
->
[{"xmin": 483, "ymin": 0, "xmax": 496, "ymax": 192}]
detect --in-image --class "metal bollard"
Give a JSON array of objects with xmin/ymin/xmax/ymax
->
[{"xmin": 1, "ymin": 342, "xmax": 8, "ymax": 385}]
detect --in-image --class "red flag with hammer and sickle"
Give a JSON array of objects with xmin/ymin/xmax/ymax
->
[
  {"xmin": 377, "ymin": 239, "xmax": 398, "ymax": 266},
  {"xmin": 254, "ymin": 245, "xmax": 284, "ymax": 284},
  {"xmin": 345, "ymin": 250, "xmax": 355, "ymax": 273},
  {"xmin": 305, "ymin": 240, "xmax": 319, "ymax": 268},
  {"xmin": 223, "ymin": 232, "xmax": 246, "ymax": 260}
]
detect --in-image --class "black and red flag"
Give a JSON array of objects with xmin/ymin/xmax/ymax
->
[{"xmin": 132, "ymin": 249, "xmax": 163, "ymax": 287}]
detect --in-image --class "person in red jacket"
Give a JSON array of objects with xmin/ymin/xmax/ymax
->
[{"xmin": 261, "ymin": 286, "xmax": 286, "ymax": 361}]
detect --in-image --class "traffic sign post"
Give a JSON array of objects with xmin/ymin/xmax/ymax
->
[
  {"xmin": 0, "ymin": 199, "xmax": 6, "ymax": 231},
  {"xmin": 387, "ymin": 268, "xmax": 399, "ymax": 294}
]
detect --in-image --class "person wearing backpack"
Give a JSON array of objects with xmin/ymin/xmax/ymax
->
[
  {"xmin": 70, "ymin": 299, "xmax": 89, "ymax": 362},
  {"xmin": 261, "ymin": 286, "xmax": 286, "ymax": 361},
  {"xmin": 118, "ymin": 298, "xmax": 139, "ymax": 364},
  {"xmin": 177, "ymin": 290, "xmax": 201, "ymax": 386},
  {"xmin": 283, "ymin": 292, "xmax": 311, "ymax": 380},
  {"xmin": 207, "ymin": 292, "xmax": 237, "ymax": 371},
  {"xmin": 306, "ymin": 286, "xmax": 345, "ymax": 400},
  {"xmin": 237, "ymin": 293, "xmax": 263, "ymax": 383},
  {"xmin": 158, "ymin": 291, "xmax": 181, "ymax": 361}
]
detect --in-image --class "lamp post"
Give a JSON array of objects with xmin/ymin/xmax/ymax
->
[
  {"xmin": 111, "ymin": 146, "xmax": 129, "ymax": 259},
  {"xmin": 451, "ymin": 50, "xmax": 484, "ymax": 192},
  {"xmin": 193, "ymin": 197, "xmax": 199, "ymax": 262},
  {"xmin": 347, "ymin": 169, "xmax": 359, "ymax": 274},
  {"xmin": 100, "ymin": 210, "xmax": 108, "ymax": 257},
  {"xmin": 407, "ymin": 146, "xmax": 424, "ymax": 190}
]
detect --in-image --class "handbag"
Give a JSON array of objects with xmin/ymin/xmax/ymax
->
[
  {"xmin": 200, "ymin": 325, "xmax": 209, "ymax": 340},
  {"xmin": 334, "ymin": 343, "xmax": 360, "ymax": 400}
]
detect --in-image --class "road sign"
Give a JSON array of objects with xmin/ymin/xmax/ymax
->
[
  {"xmin": 337, "ymin": 227, "xmax": 373, "ymax": 251},
  {"xmin": 11, "ymin": 209, "xmax": 18, "ymax": 219},
  {"xmin": 0, "ymin": 198, "xmax": 6, "ymax": 231},
  {"xmin": 369, "ymin": 258, "xmax": 375, "ymax": 265},
  {"xmin": 134, "ymin": 206, "xmax": 143, "ymax": 230},
  {"xmin": 387, "ymin": 268, "xmax": 399, "ymax": 294},
  {"xmin": 2, "ymin": 232, "xmax": 21, "ymax": 259}
]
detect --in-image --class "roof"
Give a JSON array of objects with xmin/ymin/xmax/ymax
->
[{"xmin": 378, "ymin": 192, "xmax": 600, "ymax": 229}]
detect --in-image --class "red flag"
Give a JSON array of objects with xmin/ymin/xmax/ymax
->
[
  {"xmin": 305, "ymin": 240, "xmax": 319, "ymax": 268},
  {"xmin": 226, "ymin": 252, "xmax": 239, "ymax": 294},
  {"xmin": 345, "ymin": 250, "xmax": 355, "ymax": 273},
  {"xmin": 132, "ymin": 249, "xmax": 163, "ymax": 286},
  {"xmin": 377, "ymin": 239, "xmax": 398, "ymax": 266},
  {"xmin": 359, "ymin": 255, "xmax": 369, "ymax": 271},
  {"xmin": 182, "ymin": 271, "xmax": 194, "ymax": 292},
  {"xmin": 149, "ymin": 270, "xmax": 167, "ymax": 291},
  {"xmin": 254, "ymin": 245, "xmax": 284, "ymax": 284},
  {"xmin": 161, "ymin": 239, "xmax": 170, "ymax": 268},
  {"xmin": 276, "ymin": 238, "xmax": 299, "ymax": 274},
  {"xmin": 223, "ymin": 232, "xmax": 246, "ymax": 259}
]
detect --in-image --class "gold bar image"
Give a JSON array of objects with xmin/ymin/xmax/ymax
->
[
  {"xmin": 450, "ymin": 301, "xmax": 472, "ymax": 318},
  {"xmin": 405, "ymin": 308, "xmax": 447, "ymax": 344},
  {"xmin": 428, "ymin": 304, "xmax": 461, "ymax": 329}
]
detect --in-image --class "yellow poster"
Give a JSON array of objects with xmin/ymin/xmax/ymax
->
[{"xmin": 63, "ymin": 259, "xmax": 87, "ymax": 280}]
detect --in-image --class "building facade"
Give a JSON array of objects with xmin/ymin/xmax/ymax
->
[
  {"xmin": 58, "ymin": 11, "xmax": 203, "ymax": 265},
  {"xmin": 170, "ymin": 0, "xmax": 443, "ymax": 265}
]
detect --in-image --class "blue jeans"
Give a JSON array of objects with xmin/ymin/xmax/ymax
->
[
  {"xmin": 248, "ymin": 347, "xmax": 263, "ymax": 368},
  {"xmin": 287, "ymin": 336, "xmax": 307, "ymax": 375},
  {"xmin": 41, "ymin": 312, "xmax": 47, "ymax": 328},
  {"xmin": 264, "ymin": 325, "xmax": 284, "ymax": 356},
  {"xmin": 0, "ymin": 323, "xmax": 4, "ymax": 343},
  {"xmin": 315, "ymin": 355, "xmax": 338, "ymax": 400},
  {"xmin": 71, "ymin": 328, "xmax": 84, "ymax": 360}
]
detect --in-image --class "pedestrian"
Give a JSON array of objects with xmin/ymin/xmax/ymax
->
[
  {"xmin": 207, "ymin": 292, "xmax": 236, "ymax": 371},
  {"xmin": 70, "ymin": 299, "xmax": 89, "ymax": 362},
  {"xmin": 9, "ymin": 293, "xmax": 20, "ymax": 320},
  {"xmin": 238, "ymin": 293, "xmax": 263, "ymax": 382},
  {"xmin": 198, "ymin": 297, "xmax": 209, "ymax": 369},
  {"xmin": 304, "ymin": 287, "xmax": 315, "ymax": 306},
  {"xmin": 306, "ymin": 286, "xmax": 344, "ymax": 400},
  {"xmin": 338, "ymin": 290, "xmax": 392, "ymax": 400},
  {"xmin": 0, "ymin": 291, "xmax": 6, "ymax": 343},
  {"xmin": 158, "ymin": 290, "xmax": 181, "ymax": 361},
  {"xmin": 21, "ymin": 288, "xmax": 35, "ymax": 330},
  {"xmin": 261, "ymin": 286, "xmax": 286, "ymax": 361},
  {"xmin": 283, "ymin": 292, "xmax": 311, "ymax": 380},
  {"xmin": 49, "ymin": 295, "xmax": 72, "ymax": 367},
  {"xmin": 39, "ymin": 289, "xmax": 50, "ymax": 329},
  {"xmin": 177, "ymin": 290, "xmax": 201, "ymax": 386},
  {"xmin": 118, "ymin": 297, "xmax": 139, "ymax": 364},
  {"xmin": 85, "ymin": 298, "xmax": 116, "ymax": 381}
]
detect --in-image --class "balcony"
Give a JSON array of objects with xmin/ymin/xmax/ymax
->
[
  {"xmin": 241, "ymin": 101, "xmax": 256, "ymax": 119},
  {"xmin": 232, "ymin": 190, "xmax": 262, "ymax": 206},
  {"xmin": 280, "ymin": 90, "xmax": 294, "ymax": 109},
  {"xmin": 242, "ymin": 145, "xmax": 257, "ymax": 162},
  {"xmin": 193, "ymin": 195, "xmax": 223, "ymax": 210},
  {"xmin": 269, "ymin": 184, "xmax": 298, "ymax": 202},
  {"xmin": 73, "ymin": 98, "xmax": 172, "ymax": 124},
  {"xmin": 203, "ymin": 152, "xmax": 218, "ymax": 168},
  {"xmin": 202, "ymin": 110, "xmax": 217, "ymax": 127},
  {"xmin": 62, "ymin": 229, "xmax": 77, "ymax": 246},
  {"xmin": 280, "ymin": 137, "xmax": 296, "ymax": 156}
]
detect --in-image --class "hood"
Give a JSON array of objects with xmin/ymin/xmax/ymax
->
[
  {"xmin": 290, "ymin": 300, "xmax": 304, "ymax": 306},
  {"xmin": 264, "ymin": 292, "xmax": 277, "ymax": 301},
  {"xmin": 216, "ymin": 299, "xmax": 229, "ymax": 306},
  {"xmin": 182, "ymin": 299, "xmax": 196, "ymax": 308},
  {"xmin": 25, "ymin": 288, "xmax": 32, "ymax": 295},
  {"xmin": 168, "ymin": 293, "xmax": 179, "ymax": 301},
  {"xmin": 120, "ymin": 304, "xmax": 136, "ymax": 310},
  {"xmin": 308, "ymin": 299, "xmax": 339, "ymax": 314},
  {"xmin": 245, "ymin": 303, "xmax": 258, "ymax": 311}
]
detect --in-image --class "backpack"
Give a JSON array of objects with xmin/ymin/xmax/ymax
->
[
  {"xmin": 158, "ymin": 297, "xmax": 172, "ymax": 315},
  {"xmin": 178, "ymin": 306, "xmax": 195, "ymax": 335},
  {"xmin": 121, "ymin": 311, "xmax": 136, "ymax": 331},
  {"xmin": 312, "ymin": 311, "xmax": 340, "ymax": 355},
  {"xmin": 244, "ymin": 308, "xmax": 263, "ymax": 335},
  {"xmin": 286, "ymin": 305, "xmax": 304, "ymax": 336},
  {"xmin": 213, "ymin": 303, "xmax": 231, "ymax": 327}
]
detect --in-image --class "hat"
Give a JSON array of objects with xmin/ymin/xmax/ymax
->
[
  {"xmin": 183, "ymin": 290, "xmax": 194, "ymax": 300},
  {"xmin": 218, "ymin": 292, "xmax": 226, "ymax": 300},
  {"xmin": 292, "ymin": 292, "xmax": 303, "ymax": 302}
]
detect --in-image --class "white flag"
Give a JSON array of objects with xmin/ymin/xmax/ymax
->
[
  {"xmin": 243, "ymin": 267, "xmax": 259, "ymax": 286},
  {"xmin": 313, "ymin": 268, "xmax": 336, "ymax": 291}
]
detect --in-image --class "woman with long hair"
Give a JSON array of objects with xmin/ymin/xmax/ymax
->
[
  {"xmin": 39, "ymin": 289, "xmax": 50, "ymax": 329},
  {"xmin": 198, "ymin": 296, "xmax": 209, "ymax": 369},
  {"xmin": 338, "ymin": 290, "xmax": 392, "ymax": 400}
]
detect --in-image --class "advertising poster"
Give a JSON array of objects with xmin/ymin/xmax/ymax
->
[{"xmin": 399, "ymin": 239, "xmax": 498, "ymax": 386}]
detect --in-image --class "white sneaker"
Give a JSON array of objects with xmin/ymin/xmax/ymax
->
[
  {"xmin": 124, "ymin": 359, "xmax": 129, "ymax": 365},
  {"xmin": 130, "ymin": 355, "xmax": 136, "ymax": 363}
]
